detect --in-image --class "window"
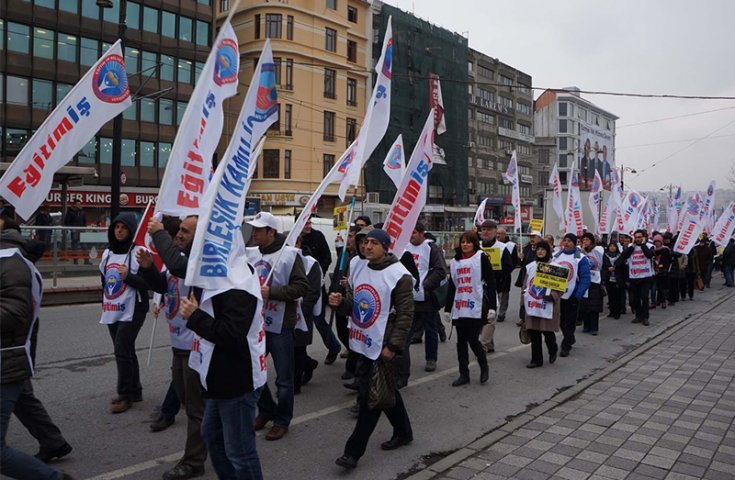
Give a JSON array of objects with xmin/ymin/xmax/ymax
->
[
  {"xmin": 55, "ymin": 83, "xmax": 72, "ymax": 105},
  {"xmin": 478, "ymin": 134, "xmax": 493, "ymax": 148},
  {"xmin": 348, "ymin": 6, "xmax": 358, "ymax": 23},
  {"xmin": 558, "ymin": 119, "xmax": 568, "ymax": 134},
  {"xmin": 58, "ymin": 33, "xmax": 77, "ymax": 62},
  {"xmin": 325, "ymin": 27, "xmax": 337, "ymax": 52},
  {"xmin": 347, "ymin": 40, "xmax": 357, "ymax": 62},
  {"xmin": 284, "ymin": 104, "xmax": 292, "ymax": 135},
  {"xmin": 81, "ymin": 0, "xmax": 99, "ymax": 19},
  {"xmin": 578, "ymin": 107, "xmax": 587, "ymax": 121},
  {"xmin": 499, "ymin": 74, "xmax": 513, "ymax": 86},
  {"xmin": 273, "ymin": 57, "xmax": 282, "ymax": 85},
  {"xmin": 428, "ymin": 184, "xmax": 443, "ymax": 200},
  {"xmin": 125, "ymin": 47, "xmax": 140, "ymax": 73},
  {"xmin": 140, "ymin": 141, "xmax": 155, "ymax": 167},
  {"xmin": 32, "ymin": 79, "xmax": 53, "ymax": 110},
  {"xmin": 499, "ymin": 139, "xmax": 513, "ymax": 150},
  {"xmin": 266, "ymin": 14, "xmax": 282, "ymax": 38},
  {"xmin": 477, "ymin": 111, "xmax": 494, "ymax": 124},
  {"xmin": 517, "ymin": 144, "xmax": 532, "ymax": 155},
  {"xmin": 538, "ymin": 171, "xmax": 549, "ymax": 186},
  {"xmin": 177, "ymin": 101, "xmax": 188, "ymax": 125},
  {"xmin": 102, "ymin": 1, "xmax": 119, "ymax": 23},
  {"xmin": 467, "ymin": 61, "xmax": 473, "ymax": 74},
  {"xmin": 60, "ymin": 0, "xmax": 78, "ymax": 13},
  {"xmin": 284, "ymin": 150, "xmax": 291, "ymax": 179},
  {"xmin": 346, "ymin": 78, "xmax": 357, "ymax": 106},
  {"xmin": 323, "ymin": 111, "xmax": 335, "ymax": 141},
  {"xmin": 178, "ymin": 59, "xmax": 192, "ymax": 83},
  {"xmin": 140, "ymin": 98, "xmax": 156, "ymax": 122},
  {"xmin": 100, "ymin": 137, "xmax": 113, "ymax": 164},
  {"xmin": 499, "ymin": 117, "xmax": 514, "ymax": 129},
  {"xmin": 141, "ymin": 51, "xmax": 157, "ymax": 78},
  {"xmin": 78, "ymin": 138, "xmax": 96, "ymax": 164},
  {"xmin": 468, "ymin": 157, "xmax": 473, "ymax": 168},
  {"xmin": 263, "ymin": 149, "xmax": 279, "ymax": 178},
  {"xmin": 286, "ymin": 15, "xmax": 294, "ymax": 40},
  {"xmin": 159, "ymin": 99, "xmax": 174, "ymax": 125},
  {"xmin": 161, "ymin": 11, "xmax": 176, "ymax": 37},
  {"xmin": 559, "ymin": 137, "xmax": 568, "ymax": 150},
  {"xmin": 558, "ymin": 102, "xmax": 567, "ymax": 117},
  {"xmin": 80, "ymin": 37, "xmax": 98, "ymax": 66},
  {"xmin": 6, "ymin": 76, "xmax": 28, "ymax": 105},
  {"xmin": 179, "ymin": 16, "xmax": 193, "ymax": 42},
  {"xmin": 121, "ymin": 139, "xmax": 136, "ymax": 167},
  {"xmin": 269, "ymin": 104, "xmax": 280, "ymax": 132},
  {"xmin": 478, "ymin": 64, "xmax": 493, "ymax": 78},
  {"xmin": 499, "ymin": 96, "xmax": 513, "ymax": 108},
  {"xmin": 196, "ymin": 20, "xmax": 209, "ymax": 46},
  {"xmin": 285, "ymin": 59, "xmax": 293, "ymax": 89},
  {"xmin": 195, "ymin": 61, "xmax": 205, "ymax": 82},
  {"xmin": 161, "ymin": 54, "xmax": 174, "ymax": 81},
  {"xmin": 323, "ymin": 154, "xmax": 335, "ymax": 176},
  {"xmin": 33, "ymin": 28, "xmax": 54, "ymax": 59},
  {"xmin": 478, "ymin": 88, "xmax": 494, "ymax": 102},
  {"xmin": 324, "ymin": 68, "xmax": 336, "ymax": 98},
  {"xmin": 127, "ymin": 2, "xmax": 140, "ymax": 30},
  {"xmin": 122, "ymin": 101, "xmax": 137, "ymax": 120},
  {"xmin": 158, "ymin": 142, "xmax": 172, "ymax": 168},
  {"xmin": 592, "ymin": 113, "xmax": 599, "ymax": 126},
  {"xmin": 346, "ymin": 117, "xmax": 356, "ymax": 147},
  {"xmin": 5, "ymin": 129, "xmax": 30, "ymax": 156},
  {"xmin": 254, "ymin": 14, "xmax": 260, "ymax": 39},
  {"xmin": 326, "ymin": 0, "xmax": 337, "ymax": 9},
  {"xmin": 517, "ymin": 102, "xmax": 532, "ymax": 115},
  {"xmin": 518, "ymin": 123, "xmax": 531, "ymax": 135},
  {"xmin": 7, "ymin": 22, "xmax": 30, "ymax": 54},
  {"xmin": 517, "ymin": 83, "xmax": 530, "ymax": 94},
  {"xmin": 143, "ymin": 6, "xmax": 159, "ymax": 33},
  {"xmin": 558, "ymin": 154, "xmax": 568, "ymax": 168}
]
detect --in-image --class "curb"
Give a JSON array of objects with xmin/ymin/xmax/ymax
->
[
  {"xmin": 42, "ymin": 286, "xmax": 102, "ymax": 306},
  {"xmin": 406, "ymin": 290, "xmax": 735, "ymax": 480}
]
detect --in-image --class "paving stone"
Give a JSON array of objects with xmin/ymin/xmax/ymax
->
[
  {"xmin": 575, "ymin": 450, "xmax": 609, "ymax": 464},
  {"xmin": 566, "ymin": 459, "xmax": 600, "ymax": 474},
  {"xmin": 513, "ymin": 468, "xmax": 552, "ymax": 480},
  {"xmin": 538, "ymin": 452, "xmax": 573, "ymax": 466},
  {"xmin": 671, "ymin": 461, "xmax": 707, "ymax": 477},
  {"xmin": 554, "ymin": 467, "xmax": 591, "ymax": 480},
  {"xmin": 678, "ymin": 452, "xmax": 714, "ymax": 467},
  {"xmin": 634, "ymin": 462, "xmax": 672, "ymax": 479},
  {"xmin": 560, "ymin": 437, "xmax": 591, "ymax": 449},
  {"xmin": 497, "ymin": 454, "xmax": 533, "ymax": 468},
  {"xmin": 683, "ymin": 444, "xmax": 715, "ymax": 459},
  {"xmin": 641, "ymin": 454, "xmax": 676, "ymax": 469},
  {"xmin": 603, "ymin": 455, "xmax": 639, "ymax": 471},
  {"xmin": 527, "ymin": 459, "xmax": 562, "ymax": 475},
  {"xmin": 703, "ymin": 469, "xmax": 735, "ymax": 480},
  {"xmin": 483, "ymin": 461, "xmax": 520, "ymax": 478},
  {"xmin": 549, "ymin": 444, "xmax": 583, "ymax": 458},
  {"xmin": 445, "ymin": 466, "xmax": 479, "ymax": 480},
  {"xmin": 460, "ymin": 457, "xmax": 491, "ymax": 471},
  {"xmin": 592, "ymin": 464, "xmax": 628, "ymax": 480}
]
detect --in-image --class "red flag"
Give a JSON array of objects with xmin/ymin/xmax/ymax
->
[{"xmin": 133, "ymin": 200, "xmax": 163, "ymax": 271}]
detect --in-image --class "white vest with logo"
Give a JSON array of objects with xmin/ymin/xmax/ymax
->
[
  {"xmin": 301, "ymin": 254, "xmax": 324, "ymax": 317},
  {"xmin": 347, "ymin": 256, "xmax": 367, "ymax": 287},
  {"xmin": 503, "ymin": 241, "xmax": 516, "ymax": 255},
  {"xmin": 449, "ymin": 251, "xmax": 484, "ymax": 320},
  {"xmin": 246, "ymin": 245, "xmax": 299, "ymax": 334},
  {"xmin": 523, "ymin": 262, "xmax": 554, "ymax": 319},
  {"xmin": 0, "ymin": 248, "xmax": 42, "ymax": 375},
  {"xmin": 162, "ymin": 267, "xmax": 195, "ymax": 351},
  {"xmin": 552, "ymin": 249, "xmax": 583, "ymax": 300},
  {"xmin": 348, "ymin": 259, "xmax": 409, "ymax": 360},
  {"xmin": 585, "ymin": 246, "xmax": 605, "ymax": 284},
  {"xmin": 627, "ymin": 245, "xmax": 654, "ymax": 279},
  {"xmin": 99, "ymin": 247, "xmax": 141, "ymax": 324},
  {"xmin": 405, "ymin": 240, "xmax": 431, "ymax": 301}
]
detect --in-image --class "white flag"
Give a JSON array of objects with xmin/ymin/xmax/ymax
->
[
  {"xmin": 700, "ymin": 181, "xmax": 716, "ymax": 234},
  {"xmin": 384, "ymin": 110, "xmax": 435, "ymax": 254},
  {"xmin": 429, "ymin": 74, "xmax": 447, "ymax": 135},
  {"xmin": 549, "ymin": 163, "xmax": 565, "ymax": 231},
  {"xmin": 382, "ymin": 135, "xmax": 406, "ymax": 189},
  {"xmin": 588, "ymin": 170, "xmax": 603, "ymax": 234},
  {"xmin": 666, "ymin": 196, "xmax": 678, "ymax": 233},
  {"xmin": 503, "ymin": 151, "xmax": 522, "ymax": 233},
  {"xmin": 340, "ymin": 18, "xmax": 393, "ymax": 200},
  {"xmin": 474, "ymin": 198, "xmax": 488, "ymax": 227},
  {"xmin": 565, "ymin": 163, "xmax": 584, "ymax": 236},
  {"xmin": 673, "ymin": 198, "xmax": 705, "ymax": 254},
  {"xmin": 600, "ymin": 168, "xmax": 622, "ymax": 235},
  {"xmin": 156, "ymin": 22, "xmax": 240, "ymax": 217},
  {"xmin": 0, "ymin": 40, "xmax": 131, "ymax": 220},
  {"xmin": 621, "ymin": 190, "xmax": 644, "ymax": 234},
  {"xmin": 712, "ymin": 201, "xmax": 735, "ymax": 246}
]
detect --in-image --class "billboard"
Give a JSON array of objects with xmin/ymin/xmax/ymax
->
[{"xmin": 578, "ymin": 122, "xmax": 615, "ymax": 191}]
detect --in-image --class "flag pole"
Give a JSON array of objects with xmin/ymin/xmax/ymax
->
[
  {"xmin": 329, "ymin": 195, "xmax": 357, "ymax": 329},
  {"xmin": 146, "ymin": 307, "xmax": 158, "ymax": 367}
]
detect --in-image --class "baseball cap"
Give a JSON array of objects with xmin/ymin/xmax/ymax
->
[
  {"xmin": 247, "ymin": 212, "xmax": 279, "ymax": 230},
  {"xmin": 529, "ymin": 230, "xmax": 542, "ymax": 237}
]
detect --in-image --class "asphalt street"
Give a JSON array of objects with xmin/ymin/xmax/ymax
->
[{"xmin": 5, "ymin": 274, "xmax": 732, "ymax": 480}]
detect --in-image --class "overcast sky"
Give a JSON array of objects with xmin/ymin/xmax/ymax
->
[{"xmin": 383, "ymin": 0, "xmax": 735, "ymax": 193}]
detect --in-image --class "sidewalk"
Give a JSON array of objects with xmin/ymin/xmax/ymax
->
[{"xmin": 410, "ymin": 290, "xmax": 735, "ymax": 480}]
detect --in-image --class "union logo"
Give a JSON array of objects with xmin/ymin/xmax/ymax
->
[
  {"xmin": 381, "ymin": 38, "xmax": 393, "ymax": 79},
  {"xmin": 253, "ymin": 259, "xmax": 272, "ymax": 286},
  {"xmin": 352, "ymin": 284, "xmax": 382, "ymax": 329},
  {"xmin": 255, "ymin": 63, "xmax": 278, "ymax": 116},
  {"xmin": 556, "ymin": 260, "xmax": 575, "ymax": 282},
  {"xmin": 104, "ymin": 263, "xmax": 127, "ymax": 300},
  {"xmin": 165, "ymin": 276, "xmax": 180, "ymax": 320},
  {"xmin": 92, "ymin": 54, "xmax": 130, "ymax": 104},
  {"xmin": 528, "ymin": 276, "xmax": 545, "ymax": 300},
  {"xmin": 385, "ymin": 146, "xmax": 402, "ymax": 170},
  {"xmin": 213, "ymin": 38, "xmax": 239, "ymax": 86}
]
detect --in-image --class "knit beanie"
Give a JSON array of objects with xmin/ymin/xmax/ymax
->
[{"xmin": 366, "ymin": 229, "xmax": 391, "ymax": 252}]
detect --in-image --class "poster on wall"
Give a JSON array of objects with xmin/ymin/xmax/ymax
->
[{"xmin": 578, "ymin": 122, "xmax": 615, "ymax": 191}]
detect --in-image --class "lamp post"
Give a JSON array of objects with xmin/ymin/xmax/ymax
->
[
  {"xmin": 98, "ymin": 0, "xmax": 127, "ymax": 220},
  {"xmin": 620, "ymin": 165, "xmax": 637, "ymax": 190}
]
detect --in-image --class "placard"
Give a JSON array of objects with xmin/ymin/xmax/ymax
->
[
  {"xmin": 333, "ymin": 205, "xmax": 348, "ymax": 231},
  {"xmin": 529, "ymin": 218, "xmax": 543, "ymax": 232},
  {"xmin": 532, "ymin": 262, "xmax": 569, "ymax": 292},
  {"xmin": 482, "ymin": 246, "xmax": 502, "ymax": 270}
]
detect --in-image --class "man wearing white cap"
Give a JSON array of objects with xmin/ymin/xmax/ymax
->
[{"xmin": 246, "ymin": 212, "xmax": 309, "ymax": 441}]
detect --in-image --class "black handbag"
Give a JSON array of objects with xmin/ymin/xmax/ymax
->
[{"xmin": 367, "ymin": 358, "xmax": 397, "ymax": 410}]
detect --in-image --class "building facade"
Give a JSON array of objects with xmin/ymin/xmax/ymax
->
[
  {"xmin": 534, "ymin": 87, "xmax": 618, "ymax": 190},
  {"xmin": 467, "ymin": 48, "xmax": 535, "ymax": 227},
  {"xmin": 217, "ymin": 0, "xmax": 371, "ymax": 216},
  {"xmin": 1, "ymin": 0, "xmax": 214, "ymax": 223}
]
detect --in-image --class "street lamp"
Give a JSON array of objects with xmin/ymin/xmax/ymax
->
[
  {"xmin": 620, "ymin": 165, "xmax": 637, "ymax": 190},
  {"xmin": 659, "ymin": 183, "xmax": 676, "ymax": 197},
  {"xmin": 98, "ymin": 0, "xmax": 127, "ymax": 220}
]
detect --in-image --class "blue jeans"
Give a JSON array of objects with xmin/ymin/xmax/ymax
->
[
  {"xmin": 1, "ymin": 381, "xmax": 63, "ymax": 480},
  {"xmin": 257, "ymin": 328, "xmax": 294, "ymax": 427},
  {"xmin": 201, "ymin": 388, "xmax": 263, "ymax": 480},
  {"xmin": 411, "ymin": 311, "xmax": 439, "ymax": 361},
  {"xmin": 312, "ymin": 309, "xmax": 341, "ymax": 354},
  {"xmin": 724, "ymin": 264, "xmax": 735, "ymax": 286}
]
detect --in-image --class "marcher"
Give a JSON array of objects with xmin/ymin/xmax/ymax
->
[
  {"xmin": 520, "ymin": 241, "xmax": 561, "ymax": 368},
  {"xmin": 330, "ymin": 225, "xmax": 361, "ymax": 367},
  {"xmin": 138, "ymin": 215, "xmax": 208, "ymax": 480},
  {"xmin": 329, "ymin": 229, "xmax": 414, "ymax": 470},
  {"xmin": 64, "ymin": 200, "xmax": 86, "ymax": 263},
  {"xmin": 681, "ymin": 240, "xmax": 699, "ymax": 301},
  {"xmin": 664, "ymin": 233, "xmax": 683, "ymax": 305},
  {"xmin": 293, "ymin": 239, "xmax": 323, "ymax": 394},
  {"xmin": 33, "ymin": 205, "xmax": 53, "ymax": 246},
  {"xmin": 478, "ymin": 220, "xmax": 512, "ymax": 353},
  {"xmin": 246, "ymin": 212, "xmax": 309, "ymax": 441},
  {"xmin": 604, "ymin": 242, "xmax": 625, "ymax": 319},
  {"xmin": 621, "ymin": 229, "xmax": 655, "ymax": 326},
  {"xmin": 693, "ymin": 234, "xmax": 716, "ymax": 288},
  {"xmin": 723, "ymin": 238, "xmax": 735, "ymax": 287},
  {"xmin": 579, "ymin": 232, "xmax": 606, "ymax": 335},
  {"xmin": 300, "ymin": 216, "xmax": 332, "ymax": 277},
  {"xmin": 496, "ymin": 227, "xmax": 519, "ymax": 268},
  {"xmin": 552, "ymin": 233, "xmax": 591, "ymax": 357},
  {"xmin": 100, "ymin": 213, "xmax": 149, "ymax": 413},
  {"xmin": 445, "ymin": 231, "xmax": 496, "ymax": 386},
  {"xmin": 652, "ymin": 234, "xmax": 671, "ymax": 309}
]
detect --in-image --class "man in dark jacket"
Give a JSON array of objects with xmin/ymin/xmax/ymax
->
[
  {"xmin": 693, "ymin": 234, "xmax": 717, "ymax": 288},
  {"xmin": 479, "ymin": 220, "xmax": 512, "ymax": 352},
  {"xmin": 64, "ymin": 200, "xmax": 86, "ymax": 263},
  {"xmin": 621, "ymin": 229, "xmax": 655, "ymax": 325},
  {"xmin": 723, "ymin": 238, "xmax": 735, "ymax": 287},
  {"xmin": 555, "ymin": 233, "xmax": 592, "ymax": 357},
  {"xmin": 329, "ymin": 229, "xmax": 414, "ymax": 470},
  {"xmin": 300, "ymin": 217, "xmax": 332, "ymax": 277}
]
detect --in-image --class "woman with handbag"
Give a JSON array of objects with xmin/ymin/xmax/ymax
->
[{"xmin": 444, "ymin": 231, "xmax": 497, "ymax": 386}]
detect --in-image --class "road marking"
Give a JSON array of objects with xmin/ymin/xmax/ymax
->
[{"xmin": 84, "ymin": 343, "xmax": 531, "ymax": 480}]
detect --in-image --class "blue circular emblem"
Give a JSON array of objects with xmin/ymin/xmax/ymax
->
[
  {"xmin": 352, "ymin": 284, "xmax": 381, "ymax": 329},
  {"xmin": 528, "ymin": 276, "xmax": 545, "ymax": 300},
  {"xmin": 93, "ymin": 54, "xmax": 130, "ymax": 104},
  {"xmin": 253, "ymin": 259, "xmax": 272, "ymax": 286},
  {"xmin": 165, "ymin": 276, "xmax": 180, "ymax": 320},
  {"xmin": 214, "ymin": 39, "xmax": 239, "ymax": 86},
  {"xmin": 104, "ymin": 263, "xmax": 127, "ymax": 300},
  {"xmin": 386, "ymin": 147, "xmax": 402, "ymax": 170}
]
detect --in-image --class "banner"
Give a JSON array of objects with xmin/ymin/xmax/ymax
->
[
  {"xmin": 0, "ymin": 40, "xmax": 131, "ymax": 220},
  {"xmin": 133, "ymin": 200, "xmax": 163, "ymax": 271},
  {"xmin": 621, "ymin": 190, "xmax": 644, "ymax": 234},
  {"xmin": 503, "ymin": 151, "xmax": 521, "ymax": 233},
  {"xmin": 666, "ymin": 196, "xmax": 678, "ymax": 233},
  {"xmin": 429, "ymin": 73, "xmax": 447, "ymax": 135},
  {"xmin": 673, "ymin": 198, "xmax": 704, "ymax": 254},
  {"xmin": 340, "ymin": 18, "xmax": 393, "ymax": 200},
  {"xmin": 565, "ymin": 163, "xmax": 583, "ymax": 236},
  {"xmin": 482, "ymin": 246, "xmax": 502, "ymax": 270},
  {"xmin": 700, "ymin": 181, "xmax": 716, "ymax": 234},
  {"xmin": 651, "ymin": 198, "xmax": 660, "ymax": 233},
  {"xmin": 712, "ymin": 201, "xmax": 735, "ymax": 246},
  {"xmin": 549, "ymin": 163, "xmax": 565, "ymax": 231},
  {"xmin": 578, "ymin": 122, "xmax": 614, "ymax": 190},
  {"xmin": 678, "ymin": 195, "xmax": 698, "ymax": 234},
  {"xmin": 473, "ymin": 198, "xmax": 488, "ymax": 227},
  {"xmin": 529, "ymin": 218, "xmax": 544, "ymax": 233},
  {"xmin": 155, "ymin": 22, "xmax": 240, "ymax": 218},
  {"xmin": 532, "ymin": 262, "xmax": 570, "ymax": 292},
  {"xmin": 186, "ymin": 41, "xmax": 277, "ymax": 291},
  {"xmin": 382, "ymin": 135, "xmax": 405, "ymax": 189},
  {"xmin": 383, "ymin": 110, "xmax": 435, "ymax": 254},
  {"xmin": 588, "ymin": 170, "xmax": 603, "ymax": 234}
]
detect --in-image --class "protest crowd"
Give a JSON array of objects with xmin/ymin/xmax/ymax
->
[{"xmin": 2, "ymin": 15, "xmax": 735, "ymax": 480}]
